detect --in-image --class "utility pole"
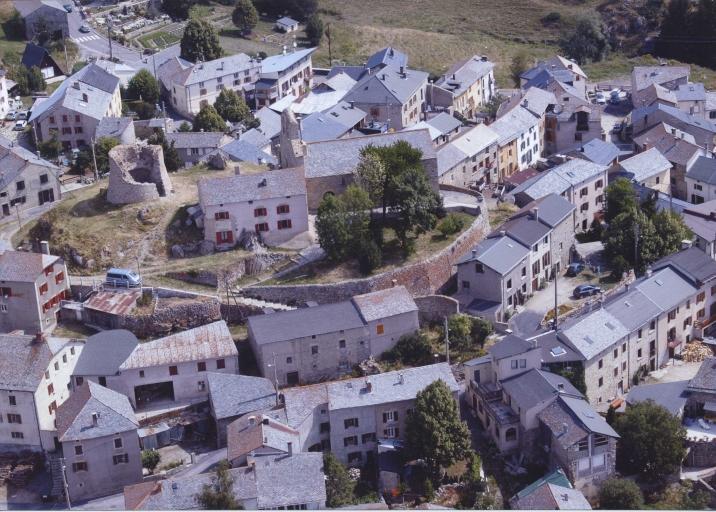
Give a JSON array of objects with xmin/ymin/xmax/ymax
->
[
  {"xmin": 633, "ymin": 222, "xmax": 640, "ymax": 274},
  {"xmin": 63, "ymin": 40, "xmax": 70, "ymax": 75},
  {"xmin": 444, "ymin": 316, "xmax": 450, "ymax": 364},
  {"xmin": 90, "ymin": 137, "xmax": 98, "ymax": 181},
  {"xmin": 107, "ymin": 18, "xmax": 114, "ymax": 61},
  {"xmin": 269, "ymin": 353, "xmax": 279, "ymax": 404},
  {"xmin": 60, "ymin": 458, "xmax": 71, "ymax": 509},
  {"xmin": 326, "ymin": 23, "xmax": 332, "ymax": 65}
]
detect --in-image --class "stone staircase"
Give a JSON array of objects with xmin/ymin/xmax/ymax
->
[
  {"xmin": 47, "ymin": 456, "xmax": 65, "ymax": 498},
  {"xmin": 230, "ymin": 295, "xmax": 296, "ymax": 311}
]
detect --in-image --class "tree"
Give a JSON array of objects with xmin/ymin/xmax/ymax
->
[
  {"xmin": 213, "ymin": 88, "xmax": 253, "ymax": 124},
  {"xmin": 141, "ymin": 450, "xmax": 160, "ymax": 471},
  {"xmin": 178, "ymin": 121, "xmax": 192, "ymax": 132},
  {"xmin": 127, "ymin": 69, "xmax": 160, "ymax": 104},
  {"xmin": 289, "ymin": 0, "xmax": 318, "ymax": 19},
  {"xmin": 383, "ymin": 332, "xmax": 434, "ymax": 366},
  {"xmin": 437, "ymin": 213, "xmax": 465, "ymax": 237},
  {"xmin": 510, "ymin": 52, "xmax": 529, "ymax": 87},
  {"xmin": 132, "ymin": 100, "xmax": 157, "ymax": 120},
  {"xmin": 232, "ymin": 0, "xmax": 258, "ymax": 35},
  {"xmin": 163, "ymin": 140, "xmax": 182, "ymax": 171},
  {"xmin": 162, "ymin": 0, "xmax": 193, "ymax": 18},
  {"xmin": 355, "ymin": 147, "xmax": 387, "ymax": 218},
  {"xmin": 447, "ymin": 314, "xmax": 473, "ymax": 350},
  {"xmin": 27, "ymin": 66, "xmax": 46, "ymax": 92},
  {"xmin": 559, "ymin": 15, "xmax": 608, "ymax": 64},
  {"xmin": 180, "ymin": 19, "xmax": 223, "ymax": 63},
  {"xmin": 193, "ymin": 105, "xmax": 226, "ymax": 133},
  {"xmin": 391, "ymin": 165, "xmax": 442, "ymax": 252},
  {"xmin": 470, "ymin": 317, "xmax": 493, "ymax": 347},
  {"xmin": 357, "ymin": 236, "xmax": 382, "ymax": 275},
  {"xmin": 38, "ymin": 134, "xmax": 62, "ymax": 159},
  {"xmin": 598, "ymin": 479, "xmax": 644, "ymax": 509},
  {"xmin": 613, "ymin": 401, "xmax": 687, "ymax": 481},
  {"xmin": 315, "ymin": 185, "xmax": 372, "ymax": 262},
  {"xmin": 13, "ymin": 68, "xmax": 29, "ymax": 96},
  {"xmin": 323, "ymin": 452, "xmax": 354, "ymax": 508},
  {"xmin": 652, "ymin": 209, "xmax": 692, "ymax": 259},
  {"xmin": 305, "ymin": 14, "xmax": 324, "ymax": 45},
  {"xmin": 3, "ymin": 9, "xmax": 25, "ymax": 40},
  {"xmin": 72, "ymin": 61, "xmax": 88, "ymax": 74},
  {"xmin": 316, "ymin": 193, "xmax": 350, "ymax": 261},
  {"xmin": 197, "ymin": 460, "xmax": 242, "ymax": 509},
  {"xmin": 405, "ymin": 380, "xmax": 471, "ymax": 475},
  {"xmin": 95, "ymin": 137, "xmax": 120, "ymax": 174},
  {"xmin": 482, "ymin": 93, "xmax": 504, "ymax": 120}
]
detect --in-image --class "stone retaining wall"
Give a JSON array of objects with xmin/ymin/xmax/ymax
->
[
  {"xmin": 243, "ymin": 213, "xmax": 490, "ymax": 304},
  {"xmin": 118, "ymin": 296, "xmax": 221, "ymax": 338},
  {"xmin": 414, "ymin": 295, "xmax": 460, "ymax": 325}
]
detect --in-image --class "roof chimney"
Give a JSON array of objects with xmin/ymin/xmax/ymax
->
[
  {"xmin": 287, "ymin": 442, "xmax": 293, "ymax": 457},
  {"xmin": 557, "ymin": 383, "xmax": 564, "ymax": 392},
  {"xmin": 381, "ymin": 73, "xmax": 386, "ymax": 81},
  {"xmin": 472, "ymin": 249, "xmax": 477, "ymax": 258},
  {"xmin": 645, "ymin": 266, "xmax": 653, "ymax": 277},
  {"xmin": 34, "ymin": 332, "xmax": 45, "ymax": 344},
  {"xmin": 248, "ymin": 415, "xmax": 256, "ymax": 426},
  {"xmin": 391, "ymin": 279, "xmax": 398, "ymax": 287},
  {"xmin": 349, "ymin": 101, "xmax": 355, "ymax": 109},
  {"xmin": 40, "ymin": 241, "xmax": 50, "ymax": 255},
  {"xmin": 365, "ymin": 380, "xmax": 372, "ymax": 393},
  {"xmin": 499, "ymin": 230, "xmax": 506, "ymax": 237},
  {"xmin": 532, "ymin": 207, "xmax": 539, "ymax": 222},
  {"xmin": 91, "ymin": 412, "xmax": 99, "ymax": 427},
  {"xmin": 259, "ymin": 178, "xmax": 267, "ymax": 187},
  {"xmin": 398, "ymin": 373, "xmax": 404, "ymax": 385}
]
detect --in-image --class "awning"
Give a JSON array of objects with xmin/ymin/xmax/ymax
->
[
  {"xmin": 704, "ymin": 401, "xmax": 716, "ymax": 413},
  {"xmin": 668, "ymin": 339, "xmax": 682, "ymax": 348}
]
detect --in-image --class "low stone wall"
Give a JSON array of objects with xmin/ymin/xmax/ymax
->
[
  {"xmin": 220, "ymin": 302, "xmax": 265, "ymax": 323},
  {"xmin": 439, "ymin": 183, "xmax": 481, "ymax": 198},
  {"xmin": 243, "ymin": 213, "xmax": 490, "ymax": 304},
  {"xmin": 414, "ymin": 295, "xmax": 460, "ymax": 325},
  {"xmin": 118, "ymin": 296, "xmax": 221, "ymax": 338},
  {"xmin": 686, "ymin": 439, "xmax": 716, "ymax": 468}
]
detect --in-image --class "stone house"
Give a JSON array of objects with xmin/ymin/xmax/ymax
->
[
  {"xmin": 281, "ymin": 363, "xmax": 459, "ymax": 465},
  {"xmin": 405, "ymin": 112, "xmax": 462, "ymax": 147},
  {"xmin": 430, "ymin": 55, "xmax": 496, "ymax": 119},
  {"xmin": 457, "ymin": 193, "xmax": 575, "ymax": 320},
  {"xmin": 165, "ymin": 132, "xmax": 232, "ymax": 167},
  {"xmin": 464, "ymin": 335, "xmax": 618, "ymax": 494},
  {"xmin": 686, "ymin": 357, "xmax": 716, "ymax": 417},
  {"xmin": 198, "ymin": 167, "xmax": 308, "ymax": 247},
  {"xmin": 0, "ymin": 137, "xmax": 62, "ymax": 223},
  {"xmin": 543, "ymin": 81, "xmax": 602, "ymax": 154},
  {"xmin": 510, "ymin": 158, "xmax": 608, "ymax": 232},
  {"xmin": 631, "ymin": 102, "xmax": 716, "ymax": 150},
  {"xmin": 56, "ymin": 381, "xmax": 142, "ymax": 502},
  {"xmin": 206, "ymin": 372, "xmax": 277, "ymax": 447},
  {"xmin": 275, "ymin": 16, "xmax": 299, "ymax": 33},
  {"xmin": 0, "ymin": 333, "xmax": 82, "ymax": 452},
  {"xmin": 491, "ymin": 105, "xmax": 542, "ymax": 176},
  {"xmin": 95, "ymin": 117, "xmax": 137, "ymax": 146},
  {"xmin": 0, "ymin": 249, "xmax": 70, "ymax": 334},
  {"xmin": 510, "ymin": 469, "xmax": 592, "ymax": 510},
  {"xmin": 568, "ymin": 138, "xmax": 620, "ymax": 168},
  {"xmin": 682, "ymin": 200, "xmax": 716, "ymax": 259},
  {"xmin": 71, "ymin": 321, "xmax": 239, "ymax": 410},
  {"xmin": 520, "ymin": 56, "xmax": 588, "ymax": 99},
  {"xmin": 615, "ymin": 147, "xmax": 673, "ymax": 195},
  {"xmin": 303, "ymin": 129, "xmax": 436, "ymax": 210},
  {"xmin": 30, "ymin": 63, "xmax": 122, "ymax": 150},
  {"xmin": 631, "ymin": 66, "xmax": 691, "ymax": 109},
  {"xmin": 226, "ymin": 412, "xmax": 299, "ymax": 467},
  {"xmin": 247, "ymin": 286, "xmax": 419, "ymax": 387},
  {"xmin": 255, "ymin": 48, "xmax": 315, "ymax": 108},
  {"xmin": 498, "ymin": 87, "xmax": 557, "ymax": 160},
  {"xmin": 342, "ymin": 64, "xmax": 428, "ymax": 130},
  {"xmin": 14, "ymin": 0, "xmax": 69, "ymax": 41},
  {"xmin": 157, "ymin": 54, "xmax": 261, "ymax": 118},
  {"xmin": 686, "ymin": 156, "xmax": 716, "ymax": 204},
  {"xmin": 436, "ymin": 124, "xmax": 499, "ymax": 187},
  {"xmin": 633, "ymin": 122, "xmax": 705, "ymax": 200}
]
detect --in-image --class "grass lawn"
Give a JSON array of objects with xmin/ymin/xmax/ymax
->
[
  {"xmin": 488, "ymin": 202, "xmax": 518, "ymax": 229},
  {"xmin": 137, "ymin": 30, "xmax": 181, "ymax": 49},
  {"xmin": 53, "ymin": 320, "xmax": 98, "ymax": 338},
  {"xmin": 267, "ymin": 212, "xmax": 475, "ymax": 285}
]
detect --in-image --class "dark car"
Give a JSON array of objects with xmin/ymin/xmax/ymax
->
[
  {"xmin": 574, "ymin": 284, "xmax": 602, "ymax": 299},
  {"xmin": 566, "ymin": 262, "xmax": 585, "ymax": 277}
]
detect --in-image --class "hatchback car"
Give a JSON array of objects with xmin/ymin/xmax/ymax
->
[
  {"xmin": 13, "ymin": 120, "xmax": 27, "ymax": 130},
  {"xmin": 566, "ymin": 262, "xmax": 585, "ymax": 277},
  {"xmin": 574, "ymin": 284, "xmax": 602, "ymax": 299},
  {"xmin": 79, "ymin": 25, "xmax": 91, "ymax": 33}
]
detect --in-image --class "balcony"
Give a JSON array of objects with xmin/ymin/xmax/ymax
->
[{"xmin": 475, "ymin": 381, "xmax": 502, "ymax": 402}]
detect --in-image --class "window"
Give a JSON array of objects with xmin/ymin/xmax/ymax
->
[
  {"xmin": 49, "ymin": 116, "xmax": 55, "ymax": 124},
  {"xmin": 383, "ymin": 411, "xmax": 398, "ymax": 423},
  {"xmin": 594, "ymin": 435, "xmax": 609, "ymax": 447},
  {"xmin": 139, "ymin": 370, "xmax": 145, "ymax": 378},
  {"xmin": 339, "ymin": 339, "xmax": 346, "ymax": 348},
  {"xmin": 75, "ymin": 376, "xmax": 84, "ymax": 386},
  {"xmin": 698, "ymin": 308, "xmax": 705, "ymax": 318},
  {"xmin": 580, "ymin": 187, "xmax": 588, "ymax": 197},
  {"xmin": 511, "ymin": 360, "xmax": 518, "ymax": 369},
  {"xmin": 362, "ymin": 433, "xmax": 376, "ymax": 444},
  {"xmin": 40, "ymin": 174, "xmax": 49, "ymax": 185},
  {"xmin": 277, "ymin": 219, "xmax": 292, "ymax": 230},
  {"xmin": 613, "ymin": 367, "xmax": 618, "ymax": 377},
  {"xmin": 578, "ymin": 439, "xmax": 589, "ymax": 451},
  {"xmin": 200, "ymin": 88, "xmax": 207, "ymax": 96},
  {"xmin": 613, "ymin": 349, "xmax": 618, "ymax": 359},
  {"xmin": 286, "ymin": 357, "xmax": 293, "ymax": 364},
  {"xmin": 74, "ymin": 127, "xmax": 83, "ymax": 134},
  {"xmin": 9, "ymin": 395, "xmax": 16, "ymax": 406},
  {"xmin": 62, "ymin": 354, "xmax": 67, "ymax": 363},
  {"xmin": 383, "ymin": 427, "xmax": 399, "ymax": 438},
  {"xmin": 521, "ymin": 267, "xmax": 526, "ymax": 277},
  {"xmin": 197, "ymin": 362, "xmax": 206, "ymax": 372},
  {"xmin": 254, "ymin": 207, "xmax": 267, "ymax": 217},
  {"xmin": 343, "ymin": 436, "xmax": 358, "ymax": 447},
  {"xmin": 598, "ymin": 359, "xmax": 603, "ymax": 369},
  {"xmin": 320, "ymin": 422, "xmax": 330, "ymax": 433},
  {"xmin": 622, "ymin": 361, "xmax": 627, "ymax": 371},
  {"xmin": 595, "ymin": 179, "xmax": 603, "ymax": 189},
  {"xmin": 62, "ymin": 127, "xmax": 71, "ymax": 135},
  {"xmin": 55, "ymin": 272, "xmax": 65, "ymax": 284},
  {"xmin": 277, "ymin": 204, "xmax": 290, "ymax": 214},
  {"xmin": 216, "ymin": 359, "xmax": 225, "ymax": 369},
  {"xmin": 580, "ymin": 202, "xmax": 589, "ymax": 212},
  {"xmin": 376, "ymin": 324, "xmax": 384, "ymax": 335},
  {"xmin": 112, "ymin": 454, "xmax": 129, "ymax": 465},
  {"xmin": 475, "ymin": 263, "xmax": 484, "ymax": 273},
  {"xmin": 62, "ymin": 115, "xmax": 68, "ymax": 122},
  {"xmin": 114, "ymin": 438, "xmax": 123, "ymax": 449},
  {"xmin": 74, "ymin": 445, "xmax": 83, "ymax": 455},
  {"xmin": 697, "ymin": 292, "xmax": 706, "ymax": 303},
  {"xmin": 0, "ymin": 287, "xmax": 11, "ymax": 297},
  {"xmin": 462, "ymin": 280, "xmax": 470, "ymax": 289},
  {"xmin": 169, "ymin": 366, "xmax": 178, "ymax": 376},
  {"xmin": 7, "ymin": 413, "xmax": 21, "ymax": 424},
  {"xmin": 344, "ymin": 418, "xmax": 359, "ymax": 429},
  {"xmin": 519, "ymin": 359, "xmax": 526, "ymax": 368},
  {"xmin": 668, "ymin": 309, "xmax": 677, "ymax": 321},
  {"xmin": 347, "ymin": 452, "xmax": 362, "ymax": 464},
  {"xmin": 214, "ymin": 211, "xmax": 229, "ymax": 220},
  {"xmin": 72, "ymin": 462, "xmax": 88, "ymax": 472},
  {"xmin": 650, "ymin": 320, "xmax": 656, "ymax": 331},
  {"xmin": 311, "ymin": 345, "xmax": 318, "ymax": 355},
  {"xmin": 11, "ymin": 432, "xmax": 24, "ymax": 439},
  {"xmin": 47, "ymin": 383, "xmax": 54, "ymax": 395},
  {"xmin": 638, "ymin": 348, "xmax": 643, "ymax": 358},
  {"xmin": 255, "ymin": 222, "xmax": 269, "ymax": 232},
  {"xmin": 198, "ymin": 381, "xmax": 206, "ymax": 391},
  {"xmin": 505, "ymin": 427, "xmax": 517, "ymax": 442},
  {"xmin": 598, "ymin": 377, "xmax": 603, "ymax": 387},
  {"xmin": 39, "ymin": 282, "xmax": 48, "ymax": 295},
  {"xmin": 638, "ymin": 328, "xmax": 643, "ymax": 339}
]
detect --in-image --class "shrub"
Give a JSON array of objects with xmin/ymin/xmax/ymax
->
[
  {"xmin": 598, "ymin": 478, "xmax": 644, "ymax": 509},
  {"xmin": 383, "ymin": 333, "xmax": 434, "ymax": 366},
  {"xmin": 541, "ymin": 11, "xmax": 561, "ymax": 24},
  {"xmin": 357, "ymin": 237, "xmax": 382, "ymax": 275},
  {"xmin": 437, "ymin": 213, "xmax": 465, "ymax": 237},
  {"xmin": 141, "ymin": 450, "xmax": 160, "ymax": 471}
]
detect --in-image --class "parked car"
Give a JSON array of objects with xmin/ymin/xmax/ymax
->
[
  {"xmin": 566, "ymin": 262, "xmax": 585, "ymax": 277},
  {"xmin": 17, "ymin": 111, "xmax": 28, "ymax": 120},
  {"xmin": 79, "ymin": 25, "xmax": 91, "ymax": 33},
  {"xmin": 105, "ymin": 268, "xmax": 142, "ymax": 288},
  {"xmin": 573, "ymin": 284, "xmax": 602, "ymax": 299},
  {"xmin": 595, "ymin": 92, "xmax": 607, "ymax": 105},
  {"xmin": 13, "ymin": 120, "xmax": 27, "ymax": 130},
  {"xmin": 5, "ymin": 111, "xmax": 16, "ymax": 121}
]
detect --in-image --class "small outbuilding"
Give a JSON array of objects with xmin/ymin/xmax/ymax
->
[{"xmin": 275, "ymin": 16, "xmax": 299, "ymax": 32}]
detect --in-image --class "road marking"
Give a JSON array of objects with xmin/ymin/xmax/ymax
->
[{"xmin": 73, "ymin": 35, "xmax": 100, "ymax": 42}]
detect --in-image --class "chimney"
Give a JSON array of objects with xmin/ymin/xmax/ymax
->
[
  {"xmin": 681, "ymin": 239, "xmax": 693, "ymax": 250},
  {"xmin": 91, "ymin": 412, "xmax": 99, "ymax": 427},
  {"xmin": 349, "ymin": 101, "xmax": 355, "ymax": 109},
  {"xmin": 171, "ymin": 482, "xmax": 178, "ymax": 491},
  {"xmin": 557, "ymin": 383, "xmax": 564, "ymax": 392},
  {"xmin": 391, "ymin": 279, "xmax": 397, "ymax": 287},
  {"xmin": 499, "ymin": 230, "xmax": 506, "ymax": 237},
  {"xmin": 259, "ymin": 178, "xmax": 267, "ymax": 187},
  {"xmin": 381, "ymin": 73, "xmax": 386, "ymax": 81},
  {"xmin": 365, "ymin": 380, "xmax": 372, "ymax": 393},
  {"xmin": 40, "ymin": 241, "xmax": 50, "ymax": 255},
  {"xmin": 287, "ymin": 442, "xmax": 293, "ymax": 457},
  {"xmin": 34, "ymin": 332, "xmax": 45, "ymax": 344},
  {"xmin": 262, "ymin": 417, "xmax": 269, "ymax": 425},
  {"xmin": 73, "ymin": 81, "xmax": 80, "ymax": 90},
  {"xmin": 645, "ymin": 266, "xmax": 653, "ymax": 277},
  {"xmin": 248, "ymin": 415, "xmax": 256, "ymax": 426},
  {"xmin": 398, "ymin": 373, "xmax": 404, "ymax": 385},
  {"xmin": 522, "ymin": 99, "xmax": 529, "ymax": 108},
  {"xmin": 472, "ymin": 249, "xmax": 477, "ymax": 258},
  {"xmin": 452, "ymin": 73, "xmax": 456, "ymax": 80},
  {"xmin": 532, "ymin": 207, "xmax": 539, "ymax": 222},
  {"xmin": 561, "ymin": 422, "xmax": 568, "ymax": 436}
]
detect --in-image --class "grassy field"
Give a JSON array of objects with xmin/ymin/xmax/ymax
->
[{"xmin": 137, "ymin": 30, "xmax": 181, "ymax": 49}]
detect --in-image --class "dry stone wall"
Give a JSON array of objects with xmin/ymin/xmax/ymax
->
[{"xmin": 107, "ymin": 144, "xmax": 173, "ymax": 204}]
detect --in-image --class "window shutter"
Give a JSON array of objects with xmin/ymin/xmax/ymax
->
[
  {"xmin": 393, "ymin": 411, "xmax": 398, "ymax": 422},
  {"xmin": 395, "ymin": 428, "xmax": 399, "ymax": 438},
  {"xmin": 382, "ymin": 412, "xmax": 387, "ymax": 423}
]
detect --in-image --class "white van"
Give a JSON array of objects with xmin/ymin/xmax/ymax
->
[{"xmin": 105, "ymin": 268, "xmax": 142, "ymax": 288}]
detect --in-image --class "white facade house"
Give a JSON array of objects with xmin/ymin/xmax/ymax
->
[
  {"xmin": 686, "ymin": 156, "xmax": 716, "ymax": 204},
  {"xmin": 198, "ymin": 167, "xmax": 309, "ymax": 248},
  {"xmin": 255, "ymin": 48, "xmax": 316, "ymax": 107},
  {"xmin": 0, "ymin": 71, "xmax": 9, "ymax": 119},
  {"xmin": 491, "ymin": 105, "xmax": 542, "ymax": 172},
  {"xmin": 158, "ymin": 54, "xmax": 262, "ymax": 118}
]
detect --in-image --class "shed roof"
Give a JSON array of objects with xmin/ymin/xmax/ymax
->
[
  {"xmin": 688, "ymin": 357, "xmax": 716, "ymax": 394},
  {"xmin": 626, "ymin": 380, "xmax": 689, "ymax": 416},
  {"xmin": 571, "ymin": 138, "xmax": 620, "ymax": 166},
  {"xmin": 456, "ymin": 236, "xmax": 529, "ymax": 275}
]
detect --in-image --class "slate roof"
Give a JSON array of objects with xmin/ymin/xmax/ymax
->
[
  {"xmin": 344, "ymin": 64, "xmax": 428, "ymax": 105},
  {"xmin": 426, "ymin": 112, "xmax": 462, "ymax": 135},
  {"xmin": 652, "ymin": 246, "xmax": 716, "ymax": 285},
  {"xmin": 632, "ymin": 123, "xmax": 701, "ymax": 166},
  {"xmin": 626, "ymin": 380, "xmax": 689, "ymax": 416},
  {"xmin": 248, "ymin": 301, "xmax": 366, "ymax": 345},
  {"xmin": 254, "ymin": 106, "xmax": 281, "ymax": 139},
  {"xmin": 686, "ymin": 156, "xmax": 716, "ymax": 185},
  {"xmin": 511, "ymin": 193, "xmax": 575, "ymax": 229},
  {"xmin": 604, "ymin": 288, "xmax": 662, "ymax": 332},
  {"xmin": 456, "ymin": 235, "xmax": 530, "ymax": 275},
  {"xmin": 434, "ymin": 55, "xmax": 494, "ymax": 98},
  {"xmin": 29, "ymin": 63, "xmax": 119, "ymax": 123},
  {"xmin": 0, "ymin": 250, "xmax": 59, "ymax": 282},
  {"xmin": 634, "ymin": 267, "xmax": 698, "ymax": 311},
  {"xmin": 327, "ymin": 363, "xmax": 459, "ymax": 410},
  {"xmin": 683, "ymin": 202, "xmax": 716, "ymax": 242},
  {"xmin": 240, "ymin": 128, "xmax": 270, "ymax": 149},
  {"xmin": 520, "ymin": 56, "xmax": 586, "ymax": 86},
  {"xmin": 14, "ymin": 0, "xmax": 65, "ymax": 17},
  {"xmin": 0, "ymin": 138, "xmax": 58, "ymax": 194},
  {"xmin": 227, "ymin": 413, "xmax": 299, "ymax": 462},
  {"xmin": 571, "ymin": 138, "xmax": 619, "ymax": 166},
  {"xmin": 319, "ymin": 101, "xmax": 366, "ymax": 129},
  {"xmin": 276, "ymin": 16, "xmax": 298, "ymax": 26},
  {"xmin": 207, "ymin": 373, "xmax": 276, "ymax": 420},
  {"xmin": 166, "ymin": 132, "xmax": 228, "ymax": 149},
  {"xmin": 560, "ymin": 308, "xmax": 629, "ymax": 361},
  {"xmin": 72, "ymin": 330, "xmax": 139, "ymax": 376},
  {"xmin": 199, "ymin": 167, "xmax": 305, "ymax": 206},
  {"xmin": 538, "ymin": 395, "xmax": 618, "ymax": 450},
  {"xmin": 96, "ymin": 117, "xmax": 134, "ymax": 140},
  {"xmin": 0, "ymin": 334, "xmax": 52, "ymax": 392},
  {"xmin": 300, "ymin": 110, "xmax": 352, "ymax": 142},
  {"xmin": 260, "ymin": 48, "xmax": 316, "ymax": 76},
  {"xmin": 57, "ymin": 381, "xmax": 137, "ymax": 442},
  {"xmin": 688, "ymin": 357, "xmax": 716, "ymax": 393},
  {"xmin": 220, "ymin": 138, "xmax": 277, "ymax": 165},
  {"xmin": 633, "ymin": 66, "xmax": 690, "ymax": 92},
  {"xmin": 511, "ymin": 158, "xmax": 607, "ymax": 201},
  {"xmin": 121, "ymin": 321, "xmax": 237, "ymax": 370},
  {"xmin": 436, "ymin": 143, "xmax": 468, "ymax": 176},
  {"xmin": 632, "ymin": 103, "xmax": 716, "ymax": 136},
  {"xmin": 488, "ymin": 334, "xmax": 534, "ymax": 360},
  {"xmin": 495, "ymin": 214, "xmax": 551, "ymax": 248},
  {"xmin": 159, "ymin": 54, "xmax": 258, "ymax": 87},
  {"xmin": 534, "ymin": 331, "xmax": 584, "ymax": 363},
  {"xmin": 512, "ymin": 470, "xmax": 591, "ymax": 510},
  {"xmin": 490, "ymin": 106, "xmax": 539, "ymax": 145},
  {"xmin": 500, "ymin": 369, "xmax": 581, "ymax": 411},
  {"xmin": 351, "ymin": 286, "xmax": 417, "ymax": 323},
  {"xmin": 618, "ymin": 147, "xmax": 672, "ymax": 182},
  {"xmin": 451, "ymin": 124, "xmax": 499, "ymax": 158},
  {"xmin": 282, "ymin": 383, "xmax": 328, "ymax": 430},
  {"xmin": 675, "ymin": 82, "xmax": 706, "ymax": 102},
  {"xmin": 366, "ymin": 47, "xmax": 408, "ymax": 70},
  {"xmin": 304, "ymin": 130, "xmax": 435, "ymax": 179},
  {"xmin": 253, "ymin": 452, "xmax": 326, "ymax": 508}
]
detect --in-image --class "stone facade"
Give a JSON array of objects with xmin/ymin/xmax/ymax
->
[
  {"xmin": 106, "ymin": 145, "xmax": 173, "ymax": 205},
  {"xmin": 414, "ymin": 295, "xmax": 460, "ymax": 324}
]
